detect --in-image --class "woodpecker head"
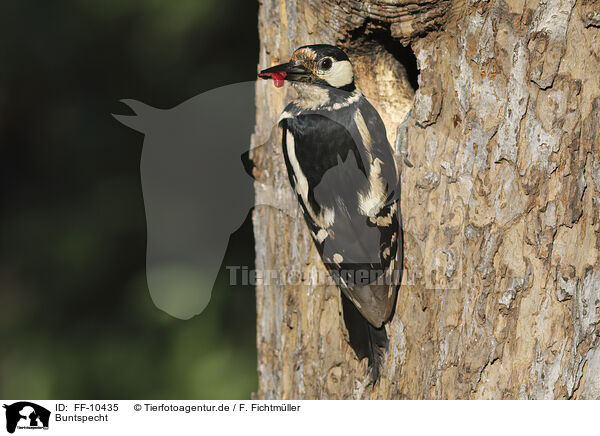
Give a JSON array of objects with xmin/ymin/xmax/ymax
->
[{"xmin": 259, "ymin": 45, "xmax": 355, "ymax": 92}]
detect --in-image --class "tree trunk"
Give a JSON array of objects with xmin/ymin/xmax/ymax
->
[{"xmin": 252, "ymin": 0, "xmax": 600, "ymax": 399}]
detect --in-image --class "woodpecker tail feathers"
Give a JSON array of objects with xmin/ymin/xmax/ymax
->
[{"xmin": 341, "ymin": 292, "xmax": 388, "ymax": 384}]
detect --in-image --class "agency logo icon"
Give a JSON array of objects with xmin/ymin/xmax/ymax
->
[{"xmin": 3, "ymin": 402, "xmax": 50, "ymax": 434}]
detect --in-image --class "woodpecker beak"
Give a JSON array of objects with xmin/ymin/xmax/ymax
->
[{"xmin": 258, "ymin": 62, "xmax": 310, "ymax": 88}]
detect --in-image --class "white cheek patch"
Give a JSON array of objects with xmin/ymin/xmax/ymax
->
[{"xmin": 321, "ymin": 60, "xmax": 353, "ymax": 88}]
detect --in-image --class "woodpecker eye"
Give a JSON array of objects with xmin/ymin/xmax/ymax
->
[{"xmin": 319, "ymin": 58, "xmax": 333, "ymax": 71}]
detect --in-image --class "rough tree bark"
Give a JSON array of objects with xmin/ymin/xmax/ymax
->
[{"xmin": 251, "ymin": 0, "xmax": 600, "ymax": 399}]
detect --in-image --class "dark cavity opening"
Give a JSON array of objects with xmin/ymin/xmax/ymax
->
[{"xmin": 345, "ymin": 20, "xmax": 420, "ymax": 91}]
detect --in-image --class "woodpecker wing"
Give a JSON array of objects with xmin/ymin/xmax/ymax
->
[{"xmin": 280, "ymin": 95, "xmax": 401, "ymax": 328}]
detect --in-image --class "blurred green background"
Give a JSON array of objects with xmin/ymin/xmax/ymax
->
[{"xmin": 0, "ymin": 0, "xmax": 259, "ymax": 398}]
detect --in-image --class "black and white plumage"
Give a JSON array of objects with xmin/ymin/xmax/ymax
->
[{"xmin": 259, "ymin": 44, "xmax": 402, "ymax": 383}]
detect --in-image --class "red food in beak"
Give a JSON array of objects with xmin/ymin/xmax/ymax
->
[{"xmin": 258, "ymin": 71, "xmax": 287, "ymax": 88}]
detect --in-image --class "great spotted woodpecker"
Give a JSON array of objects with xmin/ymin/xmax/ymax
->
[{"xmin": 259, "ymin": 44, "xmax": 402, "ymax": 383}]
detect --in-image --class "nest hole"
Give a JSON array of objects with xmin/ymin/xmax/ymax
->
[
  {"xmin": 344, "ymin": 21, "xmax": 419, "ymax": 92},
  {"xmin": 341, "ymin": 21, "xmax": 419, "ymax": 141}
]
